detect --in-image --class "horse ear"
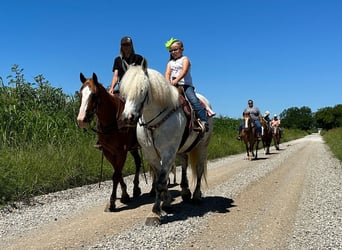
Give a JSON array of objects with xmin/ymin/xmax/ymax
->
[
  {"xmin": 80, "ymin": 73, "xmax": 86, "ymax": 83},
  {"xmin": 92, "ymin": 73, "xmax": 98, "ymax": 84},
  {"xmin": 122, "ymin": 60, "xmax": 129, "ymax": 71},
  {"xmin": 142, "ymin": 58, "xmax": 148, "ymax": 71}
]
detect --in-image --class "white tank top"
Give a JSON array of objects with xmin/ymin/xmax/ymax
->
[{"xmin": 169, "ymin": 56, "xmax": 193, "ymax": 87}]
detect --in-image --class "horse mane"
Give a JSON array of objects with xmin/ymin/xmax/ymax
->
[{"xmin": 120, "ymin": 66, "xmax": 179, "ymax": 109}]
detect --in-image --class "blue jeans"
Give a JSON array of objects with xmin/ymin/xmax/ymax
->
[
  {"xmin": 239, "ymin": 119, "xmax": 261, "ymax": 134},
  {"xmin": 183, "ymin": 85, "xmax": 207, "ymax": 122}
]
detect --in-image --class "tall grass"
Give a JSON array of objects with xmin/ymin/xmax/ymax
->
[{"xmin": 322, "ymin": 127, "xmax": 342, "ymax": 162}]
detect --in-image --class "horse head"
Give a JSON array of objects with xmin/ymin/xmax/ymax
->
[
  {"xmin": 120, "ymin": 63, "xmax": 150, "ymax": 125},
  {"xmin": 242, "ymin": 112, "xmax": 253, "ymax": 130},
  {"xmin": 77, "ymin": 72, "xmax": 100, "ymax": 128}
]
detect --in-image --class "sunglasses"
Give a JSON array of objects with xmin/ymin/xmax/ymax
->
[
  {"xmin": 121, "ymin": 43, "xmax": 131, "ymax": 47},
  {"xmin": 169, "ymin": 48, "xmax": 180, "ymax": 53}
]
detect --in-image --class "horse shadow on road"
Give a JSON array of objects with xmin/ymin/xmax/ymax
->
[
  {"xmin": 113, "ymin": 189, "xmax": 235, "ymax": 225},
  {"xmin": 162, "ymin": 192, "xmax": 235, "ymax": 224}
]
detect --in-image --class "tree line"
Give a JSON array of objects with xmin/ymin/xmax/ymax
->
[{"xmin": 280, "ymin": 105, "xmax": 342, "ymax": 131}]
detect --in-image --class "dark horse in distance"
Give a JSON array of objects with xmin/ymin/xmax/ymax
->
[
  {"xmin": 261, "ymin": 118, "xmax": 273, "ymax": 155},
  {"xmin": 77, "ymin": 73, "xmax": 142, "ymax": 211}
]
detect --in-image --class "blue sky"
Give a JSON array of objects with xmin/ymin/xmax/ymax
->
[{"xmin": 1, "ymin": 0, "xmax": 341, "ymax": 118}]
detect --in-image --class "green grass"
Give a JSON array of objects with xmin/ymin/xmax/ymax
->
[{"xmin": 322, "ymin": 127, "xmax": 342, "ymax": 163}]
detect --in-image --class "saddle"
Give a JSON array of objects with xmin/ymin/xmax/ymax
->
[
  {"xmin": 176, "ymin": 85, "xmax": 215, "ymax": 133},
  {"xmin": 175, "ymin": 86, "xmax": 216, "ymax": 153}
]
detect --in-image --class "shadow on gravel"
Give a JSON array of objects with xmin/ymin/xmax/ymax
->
[
  {"xmin": 162, "ymin": 195, "xmax": 235, "ymax": 224},
  {"xmin": 113, "ymin": 189, "xmax": 235, "ymax": 225},
  {"xmin": 114, "ymin": 189, "xmax": 182, "ymax": 212},
  {"xmin": 252, "ymin": 157, "xmax": 268, "ymax": 161}
]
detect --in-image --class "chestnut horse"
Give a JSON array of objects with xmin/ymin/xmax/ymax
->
[
  {"xmin": 261, "ymin": 118, "xmax": 272, "ymax": 155},
  {"xmin": 241, "ymin": 112, "xmax": 259, "ymax": 160},
  {"xmin": 77, "ymin": 73, "xmax": 142, "ymax": 212}
]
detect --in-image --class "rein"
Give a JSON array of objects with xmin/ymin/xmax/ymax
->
[{"xmin": 139, "ymin": 105, "xmax": 181, "ymax": 130}]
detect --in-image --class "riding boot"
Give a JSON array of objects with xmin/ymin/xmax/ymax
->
[
  {"xmin": 237, "ymin": 133, "xmax": 241, "ymax": 140},
  {"xmin": 194, "ymin": 120, "xmax": 209, "ymax": 133},
  {"xmin": 94, "ymin": 140, "xmax": 103, "ymax": 150}
]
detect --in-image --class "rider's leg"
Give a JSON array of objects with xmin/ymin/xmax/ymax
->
[
  {"xmin": 255, "ymin": 120, "xmax": 262, "ymax": 140},
  {"xmin": 237, "ymin": 123, "xmax": 243, "ymax": 140},
  {"xmin": 183, "ymin": 85, "xmax": 209, "ymax": 132}
]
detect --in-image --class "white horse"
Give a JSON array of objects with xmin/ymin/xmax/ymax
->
[{"xmin": 120, "ymin": 63, "xmax": 213, "ymax": 226}]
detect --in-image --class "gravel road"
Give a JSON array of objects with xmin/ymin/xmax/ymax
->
[{"xmin": 0, "ymin": 134, "xmax": 341, "ymax": 249}]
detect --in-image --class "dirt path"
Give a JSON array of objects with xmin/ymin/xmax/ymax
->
[{"xmin": 2, "ymin": 134, "xmax": 339, "ymax": 249}]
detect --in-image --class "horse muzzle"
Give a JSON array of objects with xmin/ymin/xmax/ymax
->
[
  {"xmin": 77, "ymin": 112, "xmax": 92, "ymax": 128},
  {"xmin": 122, "ymin": 113, "xmax": 138, "ymax": 126},
  {"xmin": 77, "ymin": 119, "xmax": 90, "ymax": 129}
]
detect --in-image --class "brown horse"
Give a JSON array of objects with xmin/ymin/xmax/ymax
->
[
  {"xmin": 241, "ymin": 112, "xmax": 259, "ymax": 160},
  {"xmin": 272, "ymin": 125, "xmax": 281, "ymax": 150},
  {"xmin": 261, "ymin": 118, "xmax": 273, "ymax": 155},
  {"xmin": 77, "ymin": 73, "xmax": 142, "ymax": 212}
]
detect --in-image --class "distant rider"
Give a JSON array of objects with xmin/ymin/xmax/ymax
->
[
  {"xmin": 270, "ymin": 114, "xmax": 283, "ymax": 138},
  {"xmin": 237, "ymin": 99, "xmax": 262, "ymax": 141}
]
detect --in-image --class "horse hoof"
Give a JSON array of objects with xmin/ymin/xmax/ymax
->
[
  {"xmin": 104, "ymin": 203, "xmax": 116, "ymax": 212},
  {"xmin": 181, "ymin": 189, "xmax": 192, "ymax": 202},
  {"xmin": 145, "ymin": 213, "xmax": 161, "ymax": 226}
]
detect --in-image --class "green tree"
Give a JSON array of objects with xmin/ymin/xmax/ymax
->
[
  {"xmin": 315, "ymin": 104, "xmax": 342, "ymax": 130},
  {"xmin": 280, "ymin": 106, "xmax": 314, "ymax": 130}
]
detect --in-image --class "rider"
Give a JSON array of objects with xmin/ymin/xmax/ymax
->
[
  {"xmin": 264, "ymin": 111, "xmax": 271, "ymax": 125},
  {"xmin": 109, "ymin": 36, "xmax": 145, "ymax": 94},
  {"xmin": 270, "ymin": 114, "xmax": 283, "ymax": 138},
  {"xmin": 262, "ymin": 110, "xmax": 271, "ymax": 136},
  {"xmin": 237, "ymin": 99, "xmax": 262, "ymax": 141},
  {"xmin": 164, "ymin": 37, "xmax": 209, "ymax": 133},
  {"xmin": 96, "ymin": 36, "xmax": 145, "ymax": 149}
]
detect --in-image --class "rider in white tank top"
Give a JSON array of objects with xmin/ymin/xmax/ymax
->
[{"xmin": 169, "ymin": 56, "xmax": 193, "ymax": 87}]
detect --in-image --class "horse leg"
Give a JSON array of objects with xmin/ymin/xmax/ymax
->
[
  {"xmin": 178, "ymin": 153, "xmax": 191, "ymax": 202},
  {"xmin": 245, "ymin": 143, "xmax": 250, "ymax": 159},
  {"xmin": 116, "ymin": 170, "xmax": 130, "ymax": 204},
  {"xmin": 146, "ymin": 163, "xmax": 172, "ymax": 226},
  {"xmin": 254, "ymin": 141, "xmax": 259, "ymax": 159},
  {"xmin": 274, "ymin": 136, "xmax": 279, "ymax": 150},
  {"xmin": 105, "ymin": 171, "xmax": 119, "ymax": 212},
  {"xmin": 101, "ymin": 150, "xmax": 119, "ymax": 212},
  {"xmin": 192, "ymin": 175, "xmax": 203, "ymax": 203},
  {"xmin": 130, "ymin": 149, "xmax": 142, "ymax": 198},
  {"xmin": 248, "ymin": 143, "xmax": 254, "ymax": 160},
  {"xmin": 171, "ymin": 164, "xmax": 177, "ymax": 184}
]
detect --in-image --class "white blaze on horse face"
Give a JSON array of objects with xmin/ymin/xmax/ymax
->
[
  {"xmin": 77, "ymin": 86, "xmax": 92, "ymax": 127},
  {"xmin": 122, "ymin": 98, "xmax": 139, "ymax": 121},
  {"xmin": 244, "ymin": 117, "xmax": 249, "ymax": 128}
]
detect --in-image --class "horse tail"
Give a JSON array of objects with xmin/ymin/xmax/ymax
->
[
  {"xmin": 188, "ymin": 129, "xmax": 211, "ymax": 187},
  {"xmin": 188, "ymin": 149, "xmax": 208, "ymax": 187}
]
